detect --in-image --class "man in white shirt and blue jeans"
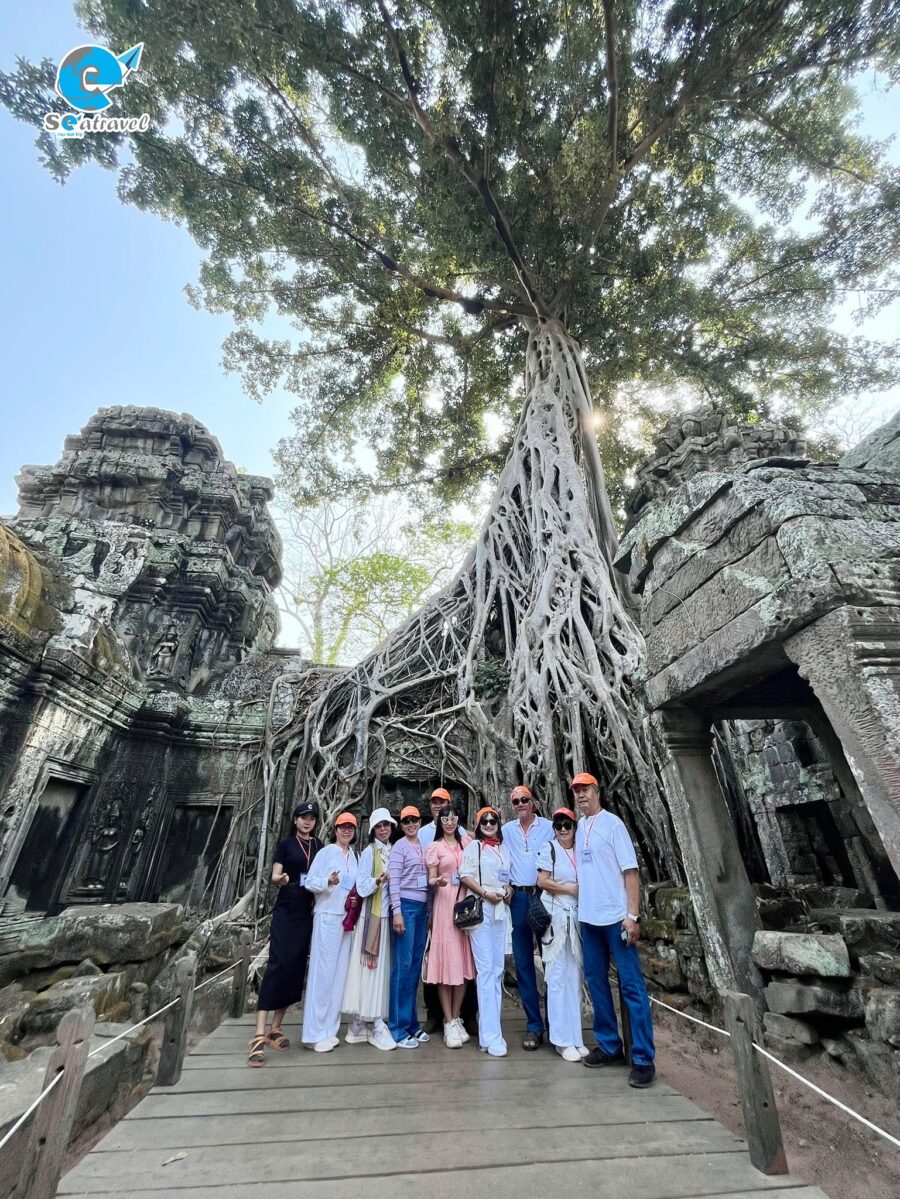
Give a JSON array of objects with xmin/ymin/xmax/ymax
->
[
  {"xmin": 571, "ymin": 771, "xmax": 655, "ymax": 1088},
  {"xmin": 502, "ymin": 784, "xmax": 554, "ymax": 1050}
]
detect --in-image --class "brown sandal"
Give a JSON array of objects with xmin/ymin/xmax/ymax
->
[
  {"xmin": 248, "ymin": 1034, "xmax": 267, "ymax": 1067},
  {"xmin": 267, "ymin": 1028, "xmax": 290, "ymax": 1051}
]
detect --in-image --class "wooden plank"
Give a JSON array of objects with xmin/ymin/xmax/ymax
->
[
  {"xmin": 15, "ymin": 1006, "xmax": 95, "ymax": 1199},
  {"xmin": 157, "ymin": 957, "xmax": 197, "ymax": 1087},
  {"xmin": 59, "ymin": 1151, "xmax": 814, "ymax": 1198},
  {"xmin": 229, "ymin": 930, "xmax": 251, "ymax": 1020},
  {"xmin": 159, "ymin": 1056, "xmax": 657, "ymax": 1092},
  {"xmin": 100, "ymin": 1093, "xmax": 711, "ymax": 1151},
  {"xmin": 60, "ymin": 1121, "xmax": 743, "ymax": 1191},
  {"xmin": 724, "ymin": 992, "xmax": 789, "ymax": 1177},
  {"xmin": 123, "ymin": 1073, "xmax": 680, "ymax": 1118}
]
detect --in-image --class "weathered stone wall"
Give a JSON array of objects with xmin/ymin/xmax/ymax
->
[{"xmin": 0, "ymin": 408, "xmax": 305, "ymax": 918}]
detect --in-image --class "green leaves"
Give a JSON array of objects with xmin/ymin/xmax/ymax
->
[{"xmin": 3, "ymin": 0, "xmax": 898, "ymax": 512}]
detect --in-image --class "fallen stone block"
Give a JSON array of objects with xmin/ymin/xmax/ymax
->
[
  {"xmin": 809, "ymin": 909, "xmax": 900, "ymax": 957},
  {"xmin": 864, "ymin": 987, "xmax": 900, "ymax": 1048},
  {"xmin": 765, "ymin": 978, "xmax": 858, "ymax": 1019},
  {"xmin": 858, "ymin": 952, "xmax": 900, "ymax": 988},
  {"xmin": 845, "ymin": 1031, "xmax": 900, "ymax": 1105},
  {"xmin": 756, "ymin": 895, "xmax": 809, "ymax": 930},
  {"xmin": 20, "ymin": 971, "xmax": 127, "ymax": 1035},
  {"xmin": 763, "ymin": 1011, "xmax": 819, "ymax": 1045},
  {"xmin": 752, "ymin": 930, "xmax": 851, "ymax": 978}
]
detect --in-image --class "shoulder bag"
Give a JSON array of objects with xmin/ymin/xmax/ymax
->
[
  {"xmin": 453, "ymin": 843, "xmax": 484, "ymax": 930},
  {"xmin": 526, "ymin": 843, "xmax": 555, "ymax": 937}
]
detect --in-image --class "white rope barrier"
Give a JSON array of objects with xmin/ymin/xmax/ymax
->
[
  {"xmin": 194, "ymin": 959, "xmax": 243, "ymax": 992},
  {"xmin": 753, "ymin": 1041, "xmax": 900, "ymax": 1152},
  {"xmin": 649, "ymin": 992, "xmax": 900, "ymax": 1153},
  {"xmin": 86, "ymin": 998, "xmax": 181, "ymax": 1059},
  {"xmin": 0, "ymin": 1069, "xmax": 64, "ymax": 1152}
]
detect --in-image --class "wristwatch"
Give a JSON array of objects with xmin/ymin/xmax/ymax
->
[{"xmin": 627, "ymin": 912, "xmax": 641, "ymax": 923}]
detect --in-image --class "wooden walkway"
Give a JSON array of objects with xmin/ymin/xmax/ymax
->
[{"xmin": 60, "ymin": 1012, "xmax": 829, "ymax": 1199}]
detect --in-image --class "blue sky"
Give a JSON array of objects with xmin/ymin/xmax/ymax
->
[{"xmin": 1, "ymin": 4, "xmax": 898, "ymax": 518}]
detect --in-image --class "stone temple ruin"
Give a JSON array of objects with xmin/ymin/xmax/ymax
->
[{"xmin": 0, "ymin": 403, "xmax": 898, "ymax": 1116}]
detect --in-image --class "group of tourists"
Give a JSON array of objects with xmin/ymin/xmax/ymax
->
[{"xmin": 250, "ymin": 774, "xmax": 655, "ymax": 1089}]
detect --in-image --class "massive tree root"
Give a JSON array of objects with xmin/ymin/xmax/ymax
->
[{"xmin": 271, "ymin": 320, "xmax": 680, "ymax": 881}]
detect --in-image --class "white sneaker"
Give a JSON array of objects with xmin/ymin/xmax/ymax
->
[
  {"xmin": 345, "ymin": 1019, "xmax": 369, "ymax": 1044},
  {"xmin": 486, "ymin": 1041, "xmax": 508, "ymax": 1057},
  {"xmin": 313, "ymin": 1039, "xmax": 335, "ymax": 1053},
  {"xmin": 557, "ymin": 1045, "xmax": 581, "ymax": 1063},
  {"xmin": 577, "ymin": 1044, "xmax": 590, "ymax": 1058},
  {"xmin": 454, "ymin": 1018, "xmax": 470, "ymax": 1043},
  {"xmin": 368, "ymin": 1026, "xmax": 397, "ymax": 1051},
  {"xmin": 396, "ymin": 1035, "xmax": 419, "ymax": 1049},
  {"xmin": 444, "ymin": 1021, "xmax": 463, "ymax": 1048},
  {"xmin": 413, "ymin": 1029, "xmax": 430, "ymax": 1043}
]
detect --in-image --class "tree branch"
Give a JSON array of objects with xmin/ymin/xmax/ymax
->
[
  {"xmin": 602, "ymin": 0, "xmax": 619, "ymax": 169},
  {"xmin": 375, "ymin": 0, "xmax": 548, "ymax": 319}
]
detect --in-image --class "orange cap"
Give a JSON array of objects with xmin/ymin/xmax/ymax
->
[
  {"xmin": 430, "ymin": 787, "xmax": 451, "ymax": 801},
  {"xmin": 510, "ymin": 785, "xmax": 533, "ymax": 801},
  {"xmin": 569, "ymin": 772, "xmax": 599, "ymax": 788},
  {"xmin": 552, "ymin": 807, "xmax": 577, "ymax": 822},
  {"xmin": 399, "ymin": 805, "xmax": 421, "ymax": 821},
  {"xmin": 335, "ymin": 812, "xmax": 358, "ymax": 827},
  {"xmin": 475, "ymin": 806, "xmax": 501, "ymax": 826}
]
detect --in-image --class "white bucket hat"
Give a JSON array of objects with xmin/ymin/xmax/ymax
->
[{"xmin": 368, "ymin": 806, "xmax": 396, "ymax": 831}]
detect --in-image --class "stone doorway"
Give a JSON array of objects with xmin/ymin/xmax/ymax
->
[{"xmin": 4, "ymin": 777, "xmax": 90, "ymax": 912}]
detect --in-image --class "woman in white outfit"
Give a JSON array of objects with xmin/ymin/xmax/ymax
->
[
  {"xmin": 536, "ymin": 806, "xmax": 589, "ymax": 1063},
  {"xmin": 302, "ymin": 811, "xmax": 359, "ymax": 1052},
  {"xmin": 342, "ymin": 807, "xmax": 396, "ymax": 1051},
  {"xmin": 460, "ymin": 806, "xmax": 512, "ymax": 1057}
]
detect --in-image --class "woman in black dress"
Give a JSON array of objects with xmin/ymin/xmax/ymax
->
[{"xmin": 248, "ymin": 801, "xmax": 322, "ymax": 1066}]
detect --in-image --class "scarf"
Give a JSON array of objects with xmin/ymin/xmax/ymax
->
[
  {"xmin": 363, "ymin": 843, "xmax": 386, "ymax": 967},
  {"xmin": 482, "ymin": 836, "xmax": 501, "ymax": 847}
]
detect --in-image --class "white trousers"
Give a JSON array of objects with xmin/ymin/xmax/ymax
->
[
  {"xmin": 302, "ymin": 912, "xmax": 352, "ymax": 1043},
  {"xmin": 545, "ymin": 936, "xmax": 583, "ymax": 1048},
  {"xmin": 468, "ymin": 905, "xmax": 508, "ymax": 1050}
]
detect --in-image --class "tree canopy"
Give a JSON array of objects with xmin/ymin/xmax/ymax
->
[{"xmin": 3, "ymin": 0, "xmax": 899, "ymax": 513}]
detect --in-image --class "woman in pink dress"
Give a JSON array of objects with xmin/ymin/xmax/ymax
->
[{"xmin": 424, "ymin": 804, "xmax": 475, "ymax": 1049}]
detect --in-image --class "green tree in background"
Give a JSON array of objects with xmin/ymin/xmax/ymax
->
[
  {"xmin": 3, "ymin": 1, "xmax": 898, "ymax": 848},
  {"xmin": 275, "ymin": 497, "xmax": 473, "ymax": 664}
]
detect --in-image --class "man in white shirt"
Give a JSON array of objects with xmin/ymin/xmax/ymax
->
[
  {"xmin": 501, "ymin": 785, "xmax": 554, "ymax": 1050},
  {"xmin": 571, "ymin": 771, "xmax": 655, "ymax": 1088}
]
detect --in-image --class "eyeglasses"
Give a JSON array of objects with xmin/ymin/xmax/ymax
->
[
  {"xmin": 401, "ymin": 817, "xmax": 420, "ymax": 825},
  {"xmin": 440, "ymin": 814, "xmax": 457, "ymax": 822},
  {"xmin": 480, "ymin": 817, "xmax": 499, "ymax": 827},
  {"xmin": 511, "ymin": 797, "xmax": 531, "ymax": 807},
  {"xmin": 553, "ymin": 820, "xmax": 574, "ymax": 831}
]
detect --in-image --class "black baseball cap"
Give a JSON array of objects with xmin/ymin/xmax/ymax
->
[{"xmin": 293, "ymin": 802, "xmax": 319, "ymax": 819}]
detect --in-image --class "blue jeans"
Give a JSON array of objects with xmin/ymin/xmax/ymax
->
[
  {"xmin": 389, "ymin": 898, "xmax": 428, "ymax": 1041},
  {"xmin": 510, "ymin": 888, "xmax": 545, "ymax": 1033},
  {"xmin": 580, "ymin": 920, "xmax": 655, "ymax": 1067}
]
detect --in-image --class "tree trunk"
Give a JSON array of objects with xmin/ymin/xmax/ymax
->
[{"xmin": 278, "ymin": 320, "xmax": 680, "ymax": 880}]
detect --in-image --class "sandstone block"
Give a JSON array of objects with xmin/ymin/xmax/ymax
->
[
  {"xmin": 752, "ymin": 930, "xmax": 851, "ymax": 978},
  {"xmin": 20, "ymin": 971, "xmax": 126, "ymax": 1035},
  {"xmin": 637, "ymin": 942, "xmax": 685, "ymax": 991},
  {"xmin": 864, "ymin": 988, "xmax": 900, "ymax": 1047},
  {"xmin": 765, "ymin": 978, "xmax": 857, "ymax": 1019},
  {"xmin": 762, "ymin": 1011, "xmax": 819, "ymax": 1045},
  {"xmin": 858, "ymin": 953, "xmax": 900, "ymax": 988},
  {"xmin": 13, "ymin": 903, "xmax": 184, "ymax": 975},
  {"xmin": 654, "ymin": 887, "xmax": 697, "ymax": 933}
]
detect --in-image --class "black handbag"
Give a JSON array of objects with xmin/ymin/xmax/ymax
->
[
  {"xmin": 453, "ymin": 844, "xmax": 484, "ymax": 930},
  {"xmin": 525, "ymin": 844, "xmax": 555, "ymax": 937}
]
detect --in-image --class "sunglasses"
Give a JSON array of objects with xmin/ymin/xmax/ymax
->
[
  {"xmin": 511, "ymin": 797, "xmax": 532, "ymax": 806},
  {"xmin": 553, "ymin": 820, "xmax": 575, "ymax": 830},
  {"xmin": 480, "ymin": 817, "xmax": 499, "ymax": 827},
  {"xmin": 440, "ymin": 813, "xmax": 458, "ymax": 822},
  {"xmin": 401, "ymin": 817, "xmax": 420, "ymax": 825}
]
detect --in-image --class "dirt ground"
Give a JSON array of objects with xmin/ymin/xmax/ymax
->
[{"xmin": 652, "ymin": 1004, "xmax": 900, "ymax": 1199}]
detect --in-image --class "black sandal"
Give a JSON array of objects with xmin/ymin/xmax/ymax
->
[
  {"xmin": 522, "ymin": 1032, "xmax": 543, "ymax": 1051},
  {"xmin": 248, "ymin": 1035, "xmax": 267, "ymax": 1067}
]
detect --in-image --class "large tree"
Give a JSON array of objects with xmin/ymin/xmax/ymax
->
[{"xmin": 4, "ymin": 0, "xmax": 899, "ymax": 853}]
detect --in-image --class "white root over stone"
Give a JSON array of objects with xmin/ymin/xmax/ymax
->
[{"xmin": 265, "ymin": 320, "xmax": 680, "ymax": 880}]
